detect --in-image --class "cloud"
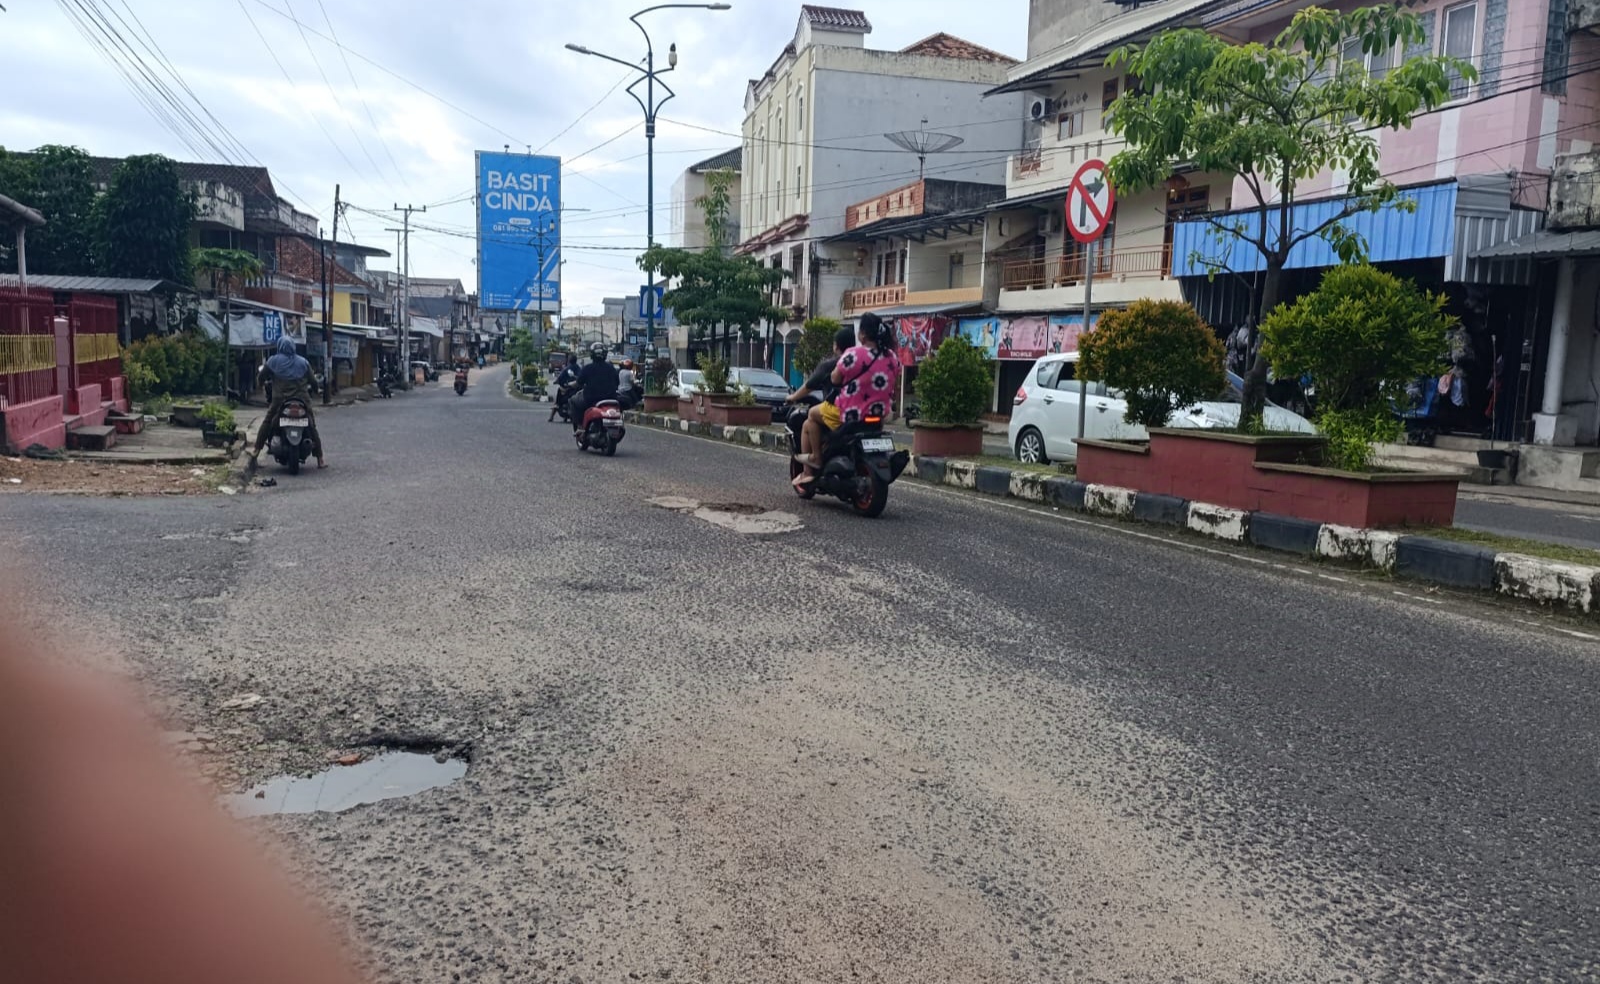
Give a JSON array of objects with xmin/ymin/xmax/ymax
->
[{"xmin": 1, "ymin": 0, "xmax": 1027, "ymax": 313}]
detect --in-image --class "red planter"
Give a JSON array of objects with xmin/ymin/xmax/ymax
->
[
  {"xmin": 911, "ymin": 422, "xmax": 985, "ymax": 457},
  {"xmin": 682, "ymin": 392, "xmax": 771, "ymax": 427},
  {"xmin": 641, "ymin": 394, "xmax": 678, "ymax": 413},
  {"xmin": 1075, "ymin": 428, "xmax": 1463, "ymax": 528}
]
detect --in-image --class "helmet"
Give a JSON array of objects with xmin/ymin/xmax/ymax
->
[
  {"xmin": 622, "ymin": 359, "xmax": 634, "ymax": 369},
  {"xmin": 589, "ymin": 342, "xmax": 607, "ymax": 361}
]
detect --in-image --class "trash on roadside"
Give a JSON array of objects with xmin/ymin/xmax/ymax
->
[
  {"xmin": 220, "ymin": 693, "xmax": 265, "ymax": 711},
  {"xmin": 257, "ymin": 477, "xmax": 277, "ymax": 488},
  {"xmin": 3, "ymin": 478, "xmax": 20, "ymax": 485},
  {"xmin": 218, "ymin": 485, "xmax": 238, "ymax": 496},
  {"xmin": 190, "ymin": 468, "xmax": 206, "ymax": 477}
]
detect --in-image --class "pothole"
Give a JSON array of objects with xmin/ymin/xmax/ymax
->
[
  {"xmin": 647, "ymin": 496, "xmax": 803, "ymax": 535},
  {"xmin": 223, "ymin": 750, "xmax": 467, "ymax": 817}
]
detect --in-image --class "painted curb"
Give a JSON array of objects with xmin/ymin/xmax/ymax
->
[{"xmin": 621, "ymin": 409, "xmax": 1598, "ymax": 613}]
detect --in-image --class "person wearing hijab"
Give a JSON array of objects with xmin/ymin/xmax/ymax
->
[{"xmin": 248, "ymin": 336, "xmax": 325, "ymax": 468}]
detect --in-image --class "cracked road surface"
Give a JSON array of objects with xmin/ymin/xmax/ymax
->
[{"xmin": 2, "ymin": 364, "xmax": 1597, "ymax": 983}]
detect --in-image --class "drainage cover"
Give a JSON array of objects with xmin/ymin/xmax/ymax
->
[{"xmin": 224, "ymin": 752, "xmax": 466, "ymax": 817}]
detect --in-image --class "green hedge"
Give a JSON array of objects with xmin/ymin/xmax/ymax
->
[{"xmin": 123, "ymin": 331, "xmax": 225, "ymax": 399}]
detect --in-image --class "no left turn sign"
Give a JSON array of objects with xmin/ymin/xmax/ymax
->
[{"xmin": 1066, "ymin": 159, "xmax": 1115, "ymax": 244}]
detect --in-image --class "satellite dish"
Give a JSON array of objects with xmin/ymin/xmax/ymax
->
[{"xmin": 884, "ymin": 119, "xmax": 965, "ymax": 179}]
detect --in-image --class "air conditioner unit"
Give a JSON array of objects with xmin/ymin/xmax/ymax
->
[{"xmin": 1028, "ymin": 97, "xmax": 1058, "ymax": 122}]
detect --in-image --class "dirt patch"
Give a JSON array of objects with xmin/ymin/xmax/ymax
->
[{"xmin": 0, "ymin": 456, "xmax": 228, "ymax": 495}]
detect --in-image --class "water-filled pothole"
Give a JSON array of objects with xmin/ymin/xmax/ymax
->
[{"xmin": 224, "ymin": 751, "xmax": 466, "ymax": 817}]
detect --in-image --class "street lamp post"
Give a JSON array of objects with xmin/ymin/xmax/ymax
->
[
  {"xmin": 528, "ymin": 216, "xmax": 557, "ymax": 345},
  {"xmin": 567, "ymin": 2, "xmax": 731, "ymax": 380}
]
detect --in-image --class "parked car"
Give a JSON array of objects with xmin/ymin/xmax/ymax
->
[
  {"xmin": 729, "ymin": 367, "xmax": 793, "ymax": 420},
  {"xmin": 668, "ymin": 368, "xmax": 703, "ymax": 398},
  {"xmin": 1008, "ymin": 352, "xmax": 1315, "ymax": 463}
]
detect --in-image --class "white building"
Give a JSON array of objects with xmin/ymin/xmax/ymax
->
[
  {"xmin": 738, "ymin": 5, "xmax": 1025, "ymax": 348},
  {"xmin": 669, "ymin": 147, "xmax": 742, "ymax": 250}
]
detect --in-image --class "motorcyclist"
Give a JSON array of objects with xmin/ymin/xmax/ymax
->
[
  {"xmin": 617, "ymin": 359, "xmax": 637, "ymax": 409},
  {"xmin": 247, "ymin": 336, "xmax": 324, "ymax": 469},
  {"xmin": 549, "ymin": 353, "xmax": 580, "ymax": 422},
  {"xmin": 569, "ymin": 342, "xmax": 620, "ymax": 433},
  {"xmin": 787, "ymin": 326, "xmax": 855, "ymax": 475}
]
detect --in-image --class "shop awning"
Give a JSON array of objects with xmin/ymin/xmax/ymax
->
[
  {"xmin": 869, "ymin": 300, "xmax": 982, "ymax": 318},
  {"xmin": 405, "ymin": 318, "xmax": 444, "ymax": 338},
  {"xmin": 1472, "ymin": 228, "xmax": 1600, "ymax": 260}
]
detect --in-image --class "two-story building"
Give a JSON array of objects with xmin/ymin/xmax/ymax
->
[
  {"xmin": 973, "ymin": 0, "xmax": 1232, "ymax": 409},
  {"xmin": 1184, "ymin": 0, "xmax": 1599, "ymax": 480},
  {"xmin": 737, "ymin": 5, "xmax": 1024, "ymax": 363}
]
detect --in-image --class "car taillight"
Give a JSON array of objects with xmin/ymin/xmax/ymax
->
[{"xmin": 1013, "ymin": 386, "xmax": 1028, "ymax": 406}]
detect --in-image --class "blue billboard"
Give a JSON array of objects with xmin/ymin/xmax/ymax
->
[{"xmin": 476, "ymin": 151, "xmax": 561, "ymax": 311}]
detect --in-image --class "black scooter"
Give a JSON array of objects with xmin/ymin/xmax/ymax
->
[
  {"xmin": 785, "ymin": 403, "xmax": 909, "ymax": 518},
  {"xmin": 549, "ymin": 381, "xmax": 575, "ymax": 423}
]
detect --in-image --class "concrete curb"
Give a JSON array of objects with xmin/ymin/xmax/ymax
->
[{"xmin": 620, "ymin": 409, "xmax": 1598, "ymax": 614}]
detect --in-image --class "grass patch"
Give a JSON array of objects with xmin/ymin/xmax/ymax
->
[{"xmin": 1401, "ymin": 526, "xmax": 1600, "ymax": 567}]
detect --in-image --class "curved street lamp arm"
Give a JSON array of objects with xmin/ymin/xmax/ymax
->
[{"xmin": 564, "ymin": 44, "xmax": 646, "ymax": 75}]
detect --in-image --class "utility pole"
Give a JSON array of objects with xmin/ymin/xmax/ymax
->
[
  {"xmin": 321, "ymin": 184, "xmax": 340, "ymax": 405},
  {"xmin": 393, "ymin": 203, "xmax": 425, "ymax": 381}
]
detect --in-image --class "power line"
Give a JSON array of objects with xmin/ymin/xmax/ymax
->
[
  {"xmin": 314, "ymin": 0, "xmax": 409, "ymax": 190},
  {"xmin": 537, "ymin": 65, "xmax": 639, "ymax": 155},
  {"xmin": 279, "ymin": 0, "xmax": 388, "ymax": 189},
  {"xmin": 234, "ymin": 0, "xmax": 364, "ymax": 180}
]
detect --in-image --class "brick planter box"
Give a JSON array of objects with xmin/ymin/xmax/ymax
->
[
  {"xmin": 681, "ymin": 392, "xmax": 771, "ymax": 428},
  {"xmin": 642, "ymin": 394, "xmax": 678, "ymax": 413},
  {"xmin": 1075, "ymin": 428, "xmax": 1463, "ymax": 528},
  {"xmin": 910, "ymin": 422, "xmax": 985, "ymax": 457}
]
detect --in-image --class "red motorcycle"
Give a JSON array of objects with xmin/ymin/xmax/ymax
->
[
  {"xmin": 453, "ymin": 368, "xmax": 468, "ymax": 396},
  {"xmin": 575, "ymin": 399, "xmax": 625, "ymax": 456}
]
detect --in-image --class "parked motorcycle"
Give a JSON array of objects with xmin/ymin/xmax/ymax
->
[
  {"xmin": 575, "ymin": 399, "xmax": 625, "ymax": 456},
  {"xmin": 268, "ymin": 397, "xmax": 317, "ymax": 474},
  {"xmin": 376, "ymin": 368, "xmax": 394, "ymax": 398},
  {"xmin": 454, "ymin": 368, "xmax": 468, "ymax": 396},
  {"xmin": 785, "ymin": 404, "xmax": 909, "ymax": 518}
]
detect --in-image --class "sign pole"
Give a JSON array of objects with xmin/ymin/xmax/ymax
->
[{"xmin": 1077, "ymin": 239, "xmax": 1094, "ymax": 443}]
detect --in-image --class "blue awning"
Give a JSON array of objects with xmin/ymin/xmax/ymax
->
[{"xmin": 1170, "ymin": 181, "xmax": 1458, "ymax": 277}]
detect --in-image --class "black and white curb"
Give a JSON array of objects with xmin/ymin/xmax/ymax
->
[{"xmin": 623, "ymin": 411, "xmax": 1598, "ymax": 614}]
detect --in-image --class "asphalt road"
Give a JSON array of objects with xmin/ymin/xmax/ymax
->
[
  {"xmin": 1455, "ymin": 491, "xmax": 1600, "ymax": 551},
  {"xmin": 3, "ymin": 363, "xmax": 1598, "ymax": 983}
]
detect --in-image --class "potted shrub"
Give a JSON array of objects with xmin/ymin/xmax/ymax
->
[
  {"xmin": 519, "ymin": 364, "xmax": 543, "ymax": 395},
  {"xmin": 911, "ymin": 335, "xmax": 991, "ymax": 456},
  {"xmin": 197, "ymin": 401, "xmax": 237, "ymax": 447},
  {"xmin": 683, "ymin": 353, "xmax": 769, "ymax": 427},
  {"xmin": 642, "ymin": 357, "xmax": 678, "ymax": 413},
  {"xmin": 1075, "ymin": 267, "xmax": 1464, "ymax": 528}
]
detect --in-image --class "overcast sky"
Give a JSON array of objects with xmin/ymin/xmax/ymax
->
[{"xmin": 1, "ymin": 1, "xmax": 1028, "ymax": 313}]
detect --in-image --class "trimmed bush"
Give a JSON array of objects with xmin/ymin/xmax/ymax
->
[{"xmin": 1077, "ymin": 299, "xmax": 1225, "ymax": 429}]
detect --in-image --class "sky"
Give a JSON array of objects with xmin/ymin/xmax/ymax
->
[{"xmin": 0, "ymin": 1, "xmax": 1030, "ymax": 314}]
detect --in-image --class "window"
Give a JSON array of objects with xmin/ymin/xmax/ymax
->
[
  {"xmin": 797, "ymin": 88, "xmax": 805, "ymax": 132},
  {"xmin": 948, "ymin": 252, "xmax": 965, "ymax": 288},
  {"xmin": 1341, "ymin": 36, "xmax": 1398, "ymax": 80},
  {"xmin": 1035, "ymin": 361, "xmax": 1061, "ymax": 389},
  {"xmin": 1101, "ymin": 78, "xmax": 1119, "ymax": 111},
  {"xmin": 1057, "ymin": 110, "xmax": 1084, "ymax": 141},
  {"xmin": 795, "ymin": 164, "xmax": 802, "ymax": 201},
  {"xmin": 1442, "ymin": 2, "xmax": 1478, "ymax": 100}
]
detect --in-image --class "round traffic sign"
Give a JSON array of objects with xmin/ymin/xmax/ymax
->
[{"xmin": 1066, "ymin": 159, "xmax": 1115, "ymax": 244}]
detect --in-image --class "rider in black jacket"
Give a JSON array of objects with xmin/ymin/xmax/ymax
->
[{"xmin": 568, "ymin": 343, "xmax": 620, "ymax": 432}]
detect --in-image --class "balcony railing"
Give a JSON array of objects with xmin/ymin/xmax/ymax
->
[
  {"xmin": 996, "ymin": 245, "xmax": 1172, "ymax": 291},
  {"xmin": 840, "ymin": 283, "xmax": 906, "ymax": 316},
  {"xmin": 1012, "ymin": 148, "xmax": 1051, "ymax": 180}
]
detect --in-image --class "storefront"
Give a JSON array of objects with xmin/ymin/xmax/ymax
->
[{"xmin": 955, "ymin": 312, "xmax": 1101, "ymax": 412}]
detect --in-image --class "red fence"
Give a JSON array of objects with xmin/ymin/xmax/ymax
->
[
  {"xmin": 68, "ymin": 295, "xmax": 121, "ymax": 392},
  {"xmin": 0, "ymin": 288, "xmax": 59, "ymax": 407}
]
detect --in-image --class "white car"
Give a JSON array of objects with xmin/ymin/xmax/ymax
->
[
  {"xmin": 1008, "ymin": 351, "xmax": 1315, "ymax": 463},
  {"xmin": 668, "ymin": 368, "xmax": 703, "ymax": 398}
]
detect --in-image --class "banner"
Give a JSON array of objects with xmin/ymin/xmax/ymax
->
[
  {"xmin": 476, "ymin": 151, "xmax": 561, "ymax": 311},
  {"xmin": 891, "ymin": 315, "xmax": 950, "ymax": 366},
  {"xmin": 958, "ymin": 314, "xmax": 1103, "ymax": 360}
]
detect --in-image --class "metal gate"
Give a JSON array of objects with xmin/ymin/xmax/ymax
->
[
  {"xmin": 0, "ymin": 288, "xmax": 58, "ymax": 407},
  {"xmin": 68, "ymin": 295, "xmax": 121, "ymax": 393}
]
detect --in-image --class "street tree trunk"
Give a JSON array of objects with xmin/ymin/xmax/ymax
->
[{"xmin": 1239, "ymin": 261, "xmax": 1284, "ymax": 427}]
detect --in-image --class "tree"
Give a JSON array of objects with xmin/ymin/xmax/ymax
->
[
  {"xmin": 94, "ymin": 154, "xmax": 194, "ymax": 283},
  {"xmin": 1105, "ymin": 4, "xmax": 1471, "ymax": 424},
  {"xmin": 0, "ymin": 145, "xmax": 97, "ymax": 275},
  {"xmin": 639, "ymin": 169, "xmax": 784, "ymax": 360},
  {"xmin": 1077, "ymin": 300, "xmax": 1225, "ymax": 429},
  {"xmin": 192, "ymin": 247, "xmax": 264, "ymax": 396},
  {"xmin": 505, "ymin": 323, "xmax": 540, "ymax": 366},
  {"xmin": 916, "ymin": 335, "xmax": 992, "ymax": 426},
  {"xmin": 796, "ymin": 317, "xmax": 841, "ymax": 377}
]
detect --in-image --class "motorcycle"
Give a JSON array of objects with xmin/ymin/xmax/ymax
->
[
  {"xmin": 549, "ymin": 381, "xmax": 575, "ymax": 423},
  {"xmin": 454, "ymin": 369, "xmax": 468, "ymax": 396},
  {"xmin": 575, "ymin": 399, "xmax": 625, "ymax": 456},
  {"xmin": 376, "ymin": 368, "xmax": 394, "ymax": 398},
  {"xmin": 268, "ymin": 397, "xmax": 317, "ymax": 474},
  {"xmin": 785, "ymin": 404, "xmax": 909, "ymax": 518}
]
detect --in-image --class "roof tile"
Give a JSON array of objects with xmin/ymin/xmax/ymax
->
[
  {"xmin": 899, "ymin": 32, "xmax": 1016, "ymax": 64},
  {"xmin": 800, "ymin": 5, "xmax": 871, "ymax": 31}
]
